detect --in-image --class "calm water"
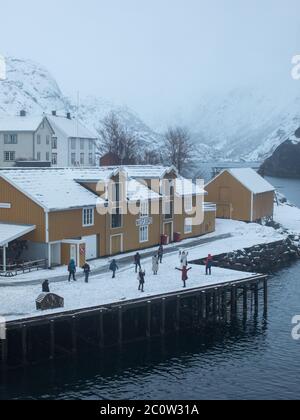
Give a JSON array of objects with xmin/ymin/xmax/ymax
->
[{"xmin": 1, "ymin": 176, "xmax": 300, "ymax": 400}]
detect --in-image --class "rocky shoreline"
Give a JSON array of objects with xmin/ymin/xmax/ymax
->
[{"xmin": 194, "ymin": 237, "xmax": 300, "ymax": 274}]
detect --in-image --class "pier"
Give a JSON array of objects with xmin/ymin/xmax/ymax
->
[{"xmin": 0, "ymin": 272, "xmax": 268, "ymax": 371}]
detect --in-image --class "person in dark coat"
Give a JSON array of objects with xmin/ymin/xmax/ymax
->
[
  {"xmin": 82, "ymin": 262, "xmax": 91, "ymax": 283},
  {"xmin": 134, "ymin": 252, "xmax": 142, "ymax": 273},
  {"xmin": 110, "ymin": 259, "xmax": 119, "ymax": 279},
  {"xmin": 205, "ymin": 254, "xmax": 213, "ymax": 275},
  {"xmin": 176, "ymin": 266, "xmax": 192, "ymax": 288},
  {"xmin": 158, "ymin": 245, "xmax": 164, "ymax": 264},
  {"xmin": 138, "ymin": 268, "xmax": 146, "ymax": 292},
  {"xmin": 68, "ymin": 259, "xmax": 77, "ymax": 282},
  {"xmin": 42, "ymin": 279, "xmax": 50, "ymax": 293}
]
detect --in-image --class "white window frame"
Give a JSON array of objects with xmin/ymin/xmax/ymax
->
[
  {"xmin": 71, "ymin": 153, "xmax": 76, "ymax": 165},
  {"xmin": 37, "ymin": 135, "xmax": 41, "ymax": 145},
  {"xmin": 80, "ymin": 153, "xmax": 85, "ymax": 165},
  {"xmin": 184, "ymin": 218, "xmax": 193, "ymax": 234},
  {"xmin": 71, "ymin": 139, "xmax": 76, "ymax": 150},
  {"xmin": 4, "ymin": 151, "xmax": 15, "ymax": 162},
  {"xmin": 140, "ymin": 201, "xmax": 149, "ymax": 217},
  {"xmin": 89, "ymin": 153, "xmax": 94, "ymax": 165},
  {"xmin": 52, "ymin": 137, "xmax": 57, "ymax": 149},
  {"xmin": 83, "ymin": 207, "xmax": 95, "ymax": 227},
  {"xmin": 184, "ymin": 195, "xmax": 193, "ymax": 213},
  {"xmin": 46, "ymin": 135, "xmax": 50, "ymax": 145},
  {"xmin": 52, "ymin": 153, "xmax": 57, "ymax": 165},
  {"xmin": 139, "ymin": 225, "xmax": 149, "ymax": 243},
  {"xmin": 4, "ymin": 134, "xmax": 18, "ymax": 144}
]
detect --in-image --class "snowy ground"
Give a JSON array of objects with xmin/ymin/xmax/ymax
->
[{"xmin": 274, "ymin": 202, "xmax": 300, "ymax": 234}]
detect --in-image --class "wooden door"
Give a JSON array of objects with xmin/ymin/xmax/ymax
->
[{"xmin": 111, "ymin": 235, "xmax": 122, "ymax": 255}]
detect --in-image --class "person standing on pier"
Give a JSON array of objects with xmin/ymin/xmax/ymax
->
[
  {"xmin": 138, "ymin": 267, "xmax": 146, "ymax": 292},
  {"xmin": 134, "ymin": 252, "xmax": 142, "ymax": 273},
  {"xmin": 82, "ymin": 262, "xmax": 91, "ymax": 283},
  {"xmin": 176, "ymin": 266, "xmax": 192, "ymax": 288},
  {"xmin": 109, "ymin": 259, "xmax": 119, "ymax": 279},
  {"xmin": 179, "ymin": 251, "xmax": 189, "ymax": 267},
  {"xmin": 68, "ymin": 259, "xmax": 77, "ymax": 282},
  {"xmin": 152, "ymin": 254, "xmax": 159, "ymax": 275},
  {"xmin": 205, "ymin": 254, "xmax": 213, "ymax": 276},
  {"xmin": 158, "ymin": 245, "xmax": 164, "ymax": 264}
]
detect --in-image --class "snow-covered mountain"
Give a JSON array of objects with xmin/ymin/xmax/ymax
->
[
  {"xmin": 0, "ymin": 57, "xmax": 162, "ymax": 157},
  {"xmin": 187, "ymin": 84, "xmax": 300, "ymax": 161}
]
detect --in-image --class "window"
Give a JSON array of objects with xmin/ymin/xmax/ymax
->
[
  {"xmin": 89, "ymin": 153, "xmax": 94, "ymax": 165},
  {"xmin": 46, "ymin": 135, "xmax": 50, "ymax": 145},
  {"xmin": 4, "ymin": 151, "xmax": 15, "ymax": 162},
  {"xmin": 140, "ymin": 201, "xmax": 149, "ymax": 217},
  {"xmin": 37, "ymin": 152, "xmax": 41, "ymax": 161},
  {"xmin": 52, "ymin": 153, "xmax": 57, "ymax": 165},
  {"xmin": 4, "ymin": 134, "xmax": 18, "ymax": 144},
  {"xmin": 83, "ymin": 207, "xmax": 94, "ymax": 227},
  {"xmin": 46, "ymin": 152, "xmax": 50, "ymax": 161},
  {"xmin": 80, "ymin": 153, "xmax": 85, "ymax": 165},
  {"xmin": 184, "ymin": 218, "xmax": 193, "ymax": 234},
  {"xmin": 37, "ymin": 135, "xmax": 41, "ymax": 145},
  {"xmin": 111, "ymin": 207, "xmax": 122, "ymax": 229},
  {"xmin": 52, "ymin": 137, "xmax": 57, "ymax": 149},
  {"xmin": 164, "ymin": 200, "xmax": 174, "ymax": 220},
  {"xmin": 80, "ymin": 139, "xmax": 84, "ymax": 150},
  {"xmin": 71, "ymin": 153, "xmax": 76, "ymax": 165},
  {"xmin": 89, "ymin": 140, "xmax": 94, "ymax": 150},
  {"xmin": 71, "ymin": 139, "xmax": 76, "ymax": 150},
  {"xmin": 139, "ymin": 226, "xmax": 149, "ymax": 243},
  {"xmin": 185, "ymin": 196, "xmax": 193, "ymax": 213}
]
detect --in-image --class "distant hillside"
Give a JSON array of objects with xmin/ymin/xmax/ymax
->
[{"xmin": 260, "ymin": 129, "xmax": 300, "ymax": 178}]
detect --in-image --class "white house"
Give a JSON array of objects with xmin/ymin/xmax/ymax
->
[
  {"xmin": 47, "ymin": 112, "xmax": 98, "ymax": 167},
  {"xmin": 0, "ymin": 112, "xmax": 54, "ymax": 167}
]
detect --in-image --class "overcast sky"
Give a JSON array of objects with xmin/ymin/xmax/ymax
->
[{"xmin": 1, "ymin": 0, "xmax": 300, "ymax": 126}]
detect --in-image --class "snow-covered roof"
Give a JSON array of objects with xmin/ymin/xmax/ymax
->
[
  {"xmin": 0, "ymin": 115, "xmax": 45, "ymax": 132},
  {"xmin": 122, "ymin": 165, "xmax": 177, "ymax": 179},
  {"xmin": 175, "ymin": 177, "xmax": 206, "ymax": 196},
  {"xmin": 0, "ymin": 169, "xmax": 102, "ymax": 212},
  {"xmin": 127, "ymin": 179, "xmax": 160, "ymax": 201},
  {"xmin": 47, "ymin": 115, "xmax": 98, "ymax": 139},
  {"xmin": 0, "ymin": 223, "xmax": 36, "ymax": 246},
  {"xmin": 226, "ymin": 168, "xmax": 275, "ymax": 194}
]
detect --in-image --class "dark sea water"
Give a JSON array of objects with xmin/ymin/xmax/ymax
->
[{"xmin": 1, "ymin": 176, "xmax": 300, "ymax": 400}]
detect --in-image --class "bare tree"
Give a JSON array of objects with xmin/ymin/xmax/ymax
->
[
  {"xmin": 98, "ymin": 112, "xmax": 138, "ymax": 165},
  {"xmin": 163, "ymin": 126, "xmax": 193, "ymax": 174}
]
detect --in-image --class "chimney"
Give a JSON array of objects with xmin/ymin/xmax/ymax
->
[
  {"xmin": 52, "ymin": 110, "xmax": 57, "ymax": 116},
  {"xmin": 67, "ymin": 112, "xmax": 71, "ymax": 120},
  {"xmin": 20, "ymin": 110, "xmax": 26, "ymax": 117}
]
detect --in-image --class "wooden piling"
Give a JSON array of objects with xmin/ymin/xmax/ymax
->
[
  {"xmin": 118, "ymin": 306, "xmax": 123, "ymax": 345},
  {"xmin": 71, "ymin": 316, "xmax": 77, "ymax": 354},
  {"xmin": 254, "ymin": 282, "xmax": 259, "ymax": 316},
  {"xmin": 243, "ymin": 285, "xmax": 248, "ymax": 320},
  {"xmin": 146, "ymin": 301, "xmax": 152, "ymax": 338},
  {"xmin": 221, "ymin": 288, "xmax": 228, "ymax": 322},
  {"xmin": 21, "ymin": 324, "xmax": 27, "ymax": 365},
  {"xmin": 231, "ymin": 285, "xmax": 237, "ymax": 318},
  {"xmin": 263, "ymin": 279, "xmax": 268, "ymax": 315},
  {"xmin": 50, "ymin": 320, "xmax": 55, "ymax": 360},
  {"xmin": 99, "ymin": 310, "xmax": 104, "ymax": 348},
  {"xmin": 201, "ymin": 291, "xmax": 207, "ymax": 320},
  {"xmin": 161, "ymin": 298, "xmax": 166, "ymax": 335},
  {"xmin": 213, "ymin": 289, "xmax": 218, "ymax": 321},
  {"xmin": 175, "ymin": 296, "xmax": 181, "ymax": 331}
]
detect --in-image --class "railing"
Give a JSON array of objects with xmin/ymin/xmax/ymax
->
[{"xmin": 0, "ymin": 259, "xmax": 48, "ymax": 278}]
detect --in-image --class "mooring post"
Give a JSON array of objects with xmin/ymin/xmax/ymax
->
[
  {"xmin": 161, "ymin": 298, "xmax": 166, "ymax": 336},
  {"xmin": 201, "ymin": 291, "xmax": 207, "ymax": 321},
  {"xmin": 50, "ymin": 320, "xmax": 55, "ymax": 360},
  {"xmin": 146, "ymin": 301, "xmax": 152, "ymax": 338},
  {"xmin": 254, "ymin": 282, "xmax": 259, "ymax": 317},
  {"xmin": 213, "ymin": 289, "xmax": 218, "ymax": 321},
  {"xmin": 72, "ymin": 316, "xmax": 77, "ymax": 354},
  {"xmin": 243, "ymin": 285, "xmax": 248, "ymax": 320},
  {"xmin": 176, "ymin": 296, "xmax": 181, "ymax": 331},
  {"xmin": 231, "ymin": 285, "xmax": 237, "ymax": 319},
  {"xmin": 99, "ymin": 310, "xmax": 104, "ymax": 348},
  {"xmin": 118, "ymin": 306, "xmax": 123, "ymax": 345},
  {"xmin": 263, "ymin": 278, "xmax": 268, "ymax": 315},
  {"xmin": 21, "ymin": 324, "xmax": 27, "ymax": 365}
]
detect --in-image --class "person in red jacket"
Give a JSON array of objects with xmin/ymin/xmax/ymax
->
[
  {"xmin": 176, "ymin": 266, "xmax": 192, "ymax": 288},
  {"xmin": 205, "ymin": 254, "xmax": 213, "ymax": 275}
]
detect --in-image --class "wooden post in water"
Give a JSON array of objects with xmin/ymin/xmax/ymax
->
[
  {"xmin": 118, "ymin": 306, "xmax": 123, "ymax": 345},
  {"xmin": 243, "ymin": 285, "xmax": 248, "ymax": 320},
  {"xmin": 254, "ymin": 282, "xmax": 259, "ymax": 317},
  {"xmin": 146, "ymin": 301, "xmax": 152, "ymax": 338},
  {"xmin": 1, "ymin": 339, "xmax": 8, "ymax": 370},
  {"xmin": 201, "ymin": 291, "xmax": 207, "ymax": 321},
  {"xmin": 213, "ymin": 289, "xmax": 218, "ymax": 322},
  {"xmin": 175, "ymin": 296, "xmax": 181, "ymax": 331},
  {"xmin": 99, "ymin": 310, "xmax": 104, "ymax": 348},
  {"xmin": 221, "ymin": 288, "xmax": 228, "ymax": 322},
  {"xmin": 231, "ymin": 285, "xmax": 237, "ymax": 319},
  {"xmin": 50, "ymin": 320, "xmax": 55, "ymax": 360},
  {"xmin": 161, "ymin": 298, "xmax": 166, "ymax": 336},
  {"xmin": 71, "ymin": 316, "xmax": 77, "ymax": 354},
  {"xmin": 21, "ymin": 324, "xmax": 27, "ymax": 365},
  {"xmin": 263, "ymin": 278, "xmax": 268, "ymax": 316}
]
